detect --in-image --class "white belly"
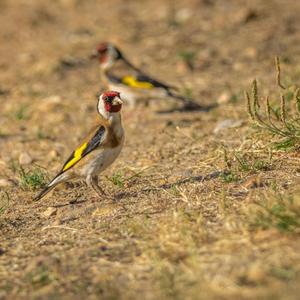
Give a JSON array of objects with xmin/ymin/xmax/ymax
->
[{"xmin": 80, "ymin": 142, "xmax": 123, "ymax": 177}]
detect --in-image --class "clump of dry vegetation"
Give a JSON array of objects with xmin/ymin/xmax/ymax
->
[
  {"xmin": 246, "ymin": 57, "xmax": 300, "ymax": 150},
  {"xmin": 221, "ymin": 148, "xmax": 272, "ymax": 184},
  {"xmin": 246, "ymin": 191, "xmax": 300, "ymax": 232},
  {"xmin": 0, "ymin": 192, "xmax": 9, "ymax": 216}
]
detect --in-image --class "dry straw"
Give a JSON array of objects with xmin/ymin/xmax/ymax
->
[{"xmin": 246, "ymin": 56, "xmax": 300, "ymax": 143}]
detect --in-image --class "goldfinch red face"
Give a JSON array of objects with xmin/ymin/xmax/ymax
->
[
  {"xmin": 96, "ymin": 43, "xmax": 109, "ymax": 63},
  {"xmin": 99, "ymin": 91, "xmax": 123, "ymax": 114},
  {"xmin": 93, "ymin": 43, "xmax": 122, "ymax": 68}
]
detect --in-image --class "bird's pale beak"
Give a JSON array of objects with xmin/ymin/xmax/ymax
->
[{"xmin": 112, "ymin": 97, "xmax": 123, "ymax": 105}]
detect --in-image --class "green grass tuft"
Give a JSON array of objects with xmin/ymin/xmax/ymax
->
[
  {"xmin": 247, "ymin": 192, "xmax": 300, "ymax": 232},
  {"xmin": 177, "ymin": 50, "xmax": 196, "ymax": 70},
  {"xmin": 19, "ymin": 167, "xmax": 48, "ymax": 191},
  {"xmin": 14, "ymin": 105, "xmax": 29, "ymax": 120},
  {"xmin": 220, "ymin": 171, "xmax": 240, "ymax": 183},
  {"xmin": 26, "ymin": 266, "xmax": 53, "ymax": 288},
  {"xmin": 108, "ymin": 172, "xmax": 125, "ymax": 188},
  {"xmin": 222, "ymin": 149, "xmax": 272, "ymax": 179},
  {"xmin": 36, "ymin": 128, "xmax": 48, "ymax": 140}
]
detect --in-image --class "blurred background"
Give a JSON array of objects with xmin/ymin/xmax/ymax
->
[{"xmin": 1, "ymin": 0, "xmax": 300, "ymax": 299}]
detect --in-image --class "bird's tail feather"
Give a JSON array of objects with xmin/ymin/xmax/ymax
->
[
  {"xmin": 33, "ymin": 173, "xmax": 66, "ymax": 201},
  {"xmin": 167, "ymin": 90, "xmax": 188, "ymax": 103}
]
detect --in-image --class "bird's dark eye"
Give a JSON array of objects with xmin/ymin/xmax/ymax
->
[{"xmin": 103, "ymin": 96, "xmax": 114, "ymax": 103}]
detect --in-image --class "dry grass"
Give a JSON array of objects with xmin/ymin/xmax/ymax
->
[
  {"xmin": 1, "ymin": 0, "xmax": 300, "ymax": 299},
  {"xmin": 246, "ymin": 57, "xmax": 300, "ymax": 150}
]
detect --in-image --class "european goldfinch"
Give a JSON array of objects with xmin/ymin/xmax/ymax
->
[
  {"xmin": 91, "ymin": 42, "xmax": 200, "ymax": 110},
  {"xmin": 34, "ymin": 91, "xmax": 125, "ymax": 201}
]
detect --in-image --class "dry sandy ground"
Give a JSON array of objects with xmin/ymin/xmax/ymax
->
[{"xmin": 1, "ymin": 0, "xmax": 300, "ymax": 299}]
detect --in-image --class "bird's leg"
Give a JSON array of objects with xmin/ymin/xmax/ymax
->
[
  {"xmin": 92, "ymin": 176, "xmax": 106, "ymax": 196},
  {"xmin": 87, "ymin": 175, "xmax": 106, "ymax": 198}
]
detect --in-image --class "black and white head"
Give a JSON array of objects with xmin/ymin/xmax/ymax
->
[{"xmin": 97, "ymin": 91, "xmax": 123, "ymax": 118}]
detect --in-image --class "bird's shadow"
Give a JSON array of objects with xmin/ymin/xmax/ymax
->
[
  {"xmin": 51, "ymin": 199, "xmax": 87, "ymax": 208},
  {"xmin": 113, "ymin": 170, "xmax": 223, "ymax": 201},
  {"xmin": 156, "ymin": 103, "xmax": 218, "ymax": 114}
]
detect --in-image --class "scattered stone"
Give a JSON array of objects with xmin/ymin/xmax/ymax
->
[
  {"xmin": 42, "ymin": 207, "xmax": 57, "ymax": 218},
  {"xmin": 175, "ymin": 8, "xmax": 193, "ymax": 23},
  {"xmin": 176, "ymin": 60, "xmax": 190, "ymax": 74},
  {"xmin": 43, "ymin": 95, "xmax": 62, "ymax": 104},
  {"xmin": 18, "ymin": 152, "xmax": 32, "ymax": 165},
  {"xmin": 0, "ymin": 178, "xmax": 13, "ymax": 187},
  {"xmin": 217, "ymin": 92, "xmax": 231, "ymax": 104},
  {"xmin": 49, "ymin": 149, "xmax": 58, "ymax": 159},
  {"xmin": 243, "ymin": 47, "xmax": 257, "ymax": 59},
  {"xmin": 233, "ymin": 62, "xmax": 245, "ymax": 71},
  {"xmin": 213, "ymin": 119, "xmax": 243, "ymax": 134},
  {"xmin": 247, "ymin": 263, "xmax": 266, "ymax": 283},
  {"xmin": 51, "ymin": 219, "xmax": 62, "ymax": 226}
]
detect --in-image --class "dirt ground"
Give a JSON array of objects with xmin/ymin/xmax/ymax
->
[{"xmin": 1, "ymin": 0, "xmax": 300, "ymax": 299}]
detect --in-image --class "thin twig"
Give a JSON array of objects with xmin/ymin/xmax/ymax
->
[
  {"xmin": 265, "ymin": 95, "xmax": 271, "ymax": 123},
  {"xmin": 275, "ymin": 56, "xmax": 286, "ymax": 90},
  {"xmin": 280, "ymin": 94, "xmax": 287, "ymax": 125},
  {"xmin": 247, "ymin": 82, "xmax": 291, "ymax": 137},
  {"xmin": 294, "ymin": 87, "xmax": 300, "ymax": 115},
  {"xmin": 264, "ymin": 95, "xmax": 289, "ymax": 135},
  {"xmin": 245, "ymin": 91, "xmax": 255, "ymax": 121},
  {"xmin": 41, "ymin": 225, "xmax": 78, "ymax": 231},
  {"xmin": 252, "ymin": 79, "xmax": 260, "ymax": 110}
]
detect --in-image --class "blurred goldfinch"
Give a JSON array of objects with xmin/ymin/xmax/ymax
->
[
  {"xmin": 34, "ymin": 91, "xmax": 125, "ymax": 201},
  {"xmin": 91, "ymin": 42, "xmax": 200, "ymax": 110}
]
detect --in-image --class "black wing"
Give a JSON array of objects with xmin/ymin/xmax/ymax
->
[
  {"xmin": 61, "ymin": 126, "xmax": 106, "ymax": 172},
  {"xmin": 135, "ymin": 73, "xmax": 173, "ymax": 90},
  {"xmin": 106, "ymin": 71, "xmax": 175, "ymax": 90}
]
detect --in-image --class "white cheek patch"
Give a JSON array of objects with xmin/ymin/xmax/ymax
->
[{"xmin": 98, "ymin": 99, "xmax": 106, "ymax": 116}]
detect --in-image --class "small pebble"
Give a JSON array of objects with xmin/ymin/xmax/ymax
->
[
  {"xmin": 213, "ymin": 119, "xmax": 243, "ymax": 134},
  {"xmin": 247, "ymin": 263, "xmax": 266, "ymax": 283},
  {"xmin": 42, "ymin": 207, "xmax": 57, "ymax": 218},
  {"xmin": 19, "ymin": 152, "xmax": 32, "ymax": 165},
  {"xmin": 175, "ymin": 8, "xmax": 193, "ymax": 23},
  {"xmin": 49, "ymin": 149, "xmax": 58, "ymax": 159},
  {"xmin": 217, "ymin": 92, "xmax": 231, "ymax": 104},
  {"xmin": 43, "ymin": 95, "xmax": 62, "ymax": 104},
  {"xmin": 0, "ymin": 178, "xmax": 13, "ymax": 187}
]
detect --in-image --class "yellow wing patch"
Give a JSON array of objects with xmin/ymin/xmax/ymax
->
[
  {"xmin": 122, "ymin": 76, "xmax": 153, "ymax": 89},
  {"xmin": 63, "ymin": 142, "xmax": 88, "ymax": 171}
]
